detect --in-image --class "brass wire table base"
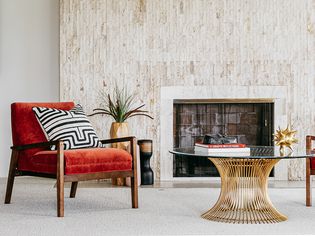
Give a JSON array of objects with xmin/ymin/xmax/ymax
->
[{"xmin": 202, "ymin": 158, "xmax": 287, "ymax": 224}]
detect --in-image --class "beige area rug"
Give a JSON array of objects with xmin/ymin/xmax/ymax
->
[{"xmin": 0, "ymin": 178, "xmax": 314, "ymax": 235}]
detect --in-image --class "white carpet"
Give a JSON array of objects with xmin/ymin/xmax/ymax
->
[{"xmin": 0, "ymin": 181, "xmax": 315, "ymax": 235}]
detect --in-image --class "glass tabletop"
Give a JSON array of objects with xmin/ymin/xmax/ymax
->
[{"xmin": 170, "ymin": 146, "xmax": 315, "ymax": 159}]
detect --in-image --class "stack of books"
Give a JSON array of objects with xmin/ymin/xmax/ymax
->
[{"xmin": 194, "ymin": 142, "xmax": 250, "ymax": 156}]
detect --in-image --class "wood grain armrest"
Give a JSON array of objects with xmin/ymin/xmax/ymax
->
[
  {"xmin": 100, "ymin": 136, "xmax": 136, "ymax": 145},
  {"xmin": 11, "ymin": 140, "xmax": 62, "ymax": 151}
]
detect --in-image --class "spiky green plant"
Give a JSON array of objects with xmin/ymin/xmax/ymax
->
[{"xmin": 89, "ymin": 86, "xmax": 153, "ymax": 122}]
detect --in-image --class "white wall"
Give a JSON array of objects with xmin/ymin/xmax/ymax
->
[{"xmin": 0, "ymin": 0, "xmax": 59, "ymax": 177}]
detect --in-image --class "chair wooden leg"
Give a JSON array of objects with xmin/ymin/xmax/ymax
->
[
  {"xmin": 130, "ymin": 137, "xmax": 138, "ymax": 208},
  {"xmin": 4, "ymin": 150, "xmax": 18, "ymax": 204},
  {"xmin": 70, "ymin": 182, "xmax": 78, "ymax": 198},
  {"xmin": 57, "ymin": 141, "xmax": 64, "ymax": 217},
  {"xmin": 131, "ymin": 177, "xmax": 138, "ymax": 208},
  {"xmin": 306, "ymin": 158, "xmax": 312, "ymax": 206}
]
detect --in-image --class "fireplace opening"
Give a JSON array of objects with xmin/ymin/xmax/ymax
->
[{"xmin": 173, "ymin": 99, "xmax": 274, "ymax": 177}]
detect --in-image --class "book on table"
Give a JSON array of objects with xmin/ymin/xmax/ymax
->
[
  {"xmin": 195, "ymin": 142, "xmax": 246, "ymax": 148},
  {"xmin": 194, "ymin": 151, "xmax": 250, "ymax": 157},
  {"xmin": 194, "ymin": 142, "xmax": 250, "ymax": 156}
]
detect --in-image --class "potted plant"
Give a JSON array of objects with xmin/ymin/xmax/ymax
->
[{"xmin": 90, "ymin": 86, "xmax": 153, "ymax": 149}]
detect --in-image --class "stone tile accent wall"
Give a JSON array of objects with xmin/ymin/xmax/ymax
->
[{"xmin": 60, "ymin": 0, "xmax": 315, "ymax": 180}]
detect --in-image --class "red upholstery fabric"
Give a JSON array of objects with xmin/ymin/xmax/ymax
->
[
  {"xmin": 311, "ymin": 150, "xmax": 315, "ymax": 170},
  {"xmin": 29, "ymin": 148, "xmax": 132, "ymax": 175},
  {"xmin": 11, "ymin": 102, "xmax": 75, "ymax": 171}
]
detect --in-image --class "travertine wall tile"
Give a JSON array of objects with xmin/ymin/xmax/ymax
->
[{"xmin": 60, "ymin": 0, "xmax": 315, "ymax": 180}]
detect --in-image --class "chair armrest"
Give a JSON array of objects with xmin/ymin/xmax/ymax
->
[
  {"xmin": 11, "ymin": 140, "xmax": 61, "ymax": 151},
  {"xmin": 100, "ymin": 136, "xmax": 136, "ymax": 145}
]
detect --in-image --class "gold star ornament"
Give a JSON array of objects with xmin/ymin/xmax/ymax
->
[{"xmin": 273, "ymin": 125, "xmax": 298, "ymax": 155}]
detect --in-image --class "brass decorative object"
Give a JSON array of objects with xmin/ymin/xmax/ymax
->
[
  {"xmin": 202, "ymin": 158, "xmax": 287, "ymax": 224},
  {"xmin": 110, "ymin": 122, "xmax": 129, "ymax": 150},
  {"xmin": 273, "ymin": 125, "xmax": 298, "ymax": 156}
]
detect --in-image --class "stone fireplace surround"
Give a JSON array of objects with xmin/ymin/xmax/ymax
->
[{"xmin": 160, "ymin": 85, "xmax": 288, "ymax": 181}]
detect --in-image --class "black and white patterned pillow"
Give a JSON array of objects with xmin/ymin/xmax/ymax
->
[{"xmin": 32, "ymin": 104, "xmax": 102, "ymax": 150}]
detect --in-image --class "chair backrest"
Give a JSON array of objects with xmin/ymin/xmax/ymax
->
[{"xmin": 11, "ymin": 102, "xmax": 75, "ymax": 169}]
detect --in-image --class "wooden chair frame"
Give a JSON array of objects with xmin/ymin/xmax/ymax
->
[
  {"xmin": 306, "ymin": 135, "xmax": 315, "ymax": 206},
  {"xmin": 4, "ymin": 136, "xmax": 138, "ymax": 217}
]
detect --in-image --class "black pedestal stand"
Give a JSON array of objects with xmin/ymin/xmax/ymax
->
[{"xmin": 137, "ymin": 139, "xmax": 154, "ymax": 185}]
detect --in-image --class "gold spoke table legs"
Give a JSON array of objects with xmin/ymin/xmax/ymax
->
[{"xmin": 202, "ymin": 158, "xmax": 287, "ymax": 224}]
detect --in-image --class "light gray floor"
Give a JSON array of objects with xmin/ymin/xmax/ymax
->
[
  {"xmin": 0, "ymin": 177, "xmax": 314, "ymax": 235},
  {"xmin": 0, "ymin": 177, "xmax": 308, "ymax": 189}
]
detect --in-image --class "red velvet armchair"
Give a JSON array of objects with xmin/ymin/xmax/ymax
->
[
  {"xmin": 306, "ymin": 135, "xmax": 315, "ymax": 206},
  {"xmin": 5, "ymin": 102, "xmax": 138, "ymax": 217}
]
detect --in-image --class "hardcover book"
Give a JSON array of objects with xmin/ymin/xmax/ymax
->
[
  {"xmin": 195, "ymin": 142, "xmax": 246, "ymax": 148},
  {"xmin": 194, "ymin": 145, "xmax": 250, "ymax": 153}
]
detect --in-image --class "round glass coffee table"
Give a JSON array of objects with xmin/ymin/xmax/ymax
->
[{"xmin": 170, "ymin": 146, "xmax": 314, "ymax": 224}]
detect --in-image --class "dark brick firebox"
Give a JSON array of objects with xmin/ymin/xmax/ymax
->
[{"xmin": 173, "ymin": 100, "xmax": 274, "ymax": 177}]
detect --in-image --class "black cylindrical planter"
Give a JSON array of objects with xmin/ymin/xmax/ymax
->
[{"xmin": 138, "ymin": 139, "xmax": 154, "ymax": 185}]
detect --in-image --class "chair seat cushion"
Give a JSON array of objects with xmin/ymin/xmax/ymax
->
[{"xmin": 20, "ymin": 148, "xmax": 132, "ymax": 175}]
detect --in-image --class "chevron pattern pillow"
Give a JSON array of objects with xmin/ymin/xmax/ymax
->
[{"xmin": 32, "ymin": 104, "xmax": 102, "ymax": 150}]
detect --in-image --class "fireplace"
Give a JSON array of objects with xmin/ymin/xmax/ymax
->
[
  {"xmin": 160, "ymin": 85, "xmax": 288, "ymax": 181},
  {"xmin": 173, "ymin": 99, "xmax": 274, "ymax": 177}
]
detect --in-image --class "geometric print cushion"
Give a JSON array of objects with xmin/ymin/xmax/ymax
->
[{"xmin": 32, "ymin": 104, "xmax": 102, "ymax": 150}]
